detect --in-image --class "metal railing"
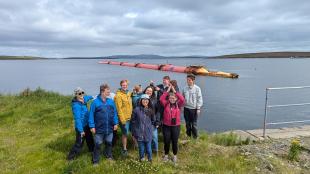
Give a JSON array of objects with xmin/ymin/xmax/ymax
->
[{"xmin": 263, "ymin": 86, "xmax": 310, "ymax": 137}]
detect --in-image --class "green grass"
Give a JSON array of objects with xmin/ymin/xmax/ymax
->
[
  {"xmin": 0, "ymin": 88, "xmax": 259, "ymax": 174},
  {"xmin": 0, "ymin": 56, "xmax": 44, "ymax": 60}
]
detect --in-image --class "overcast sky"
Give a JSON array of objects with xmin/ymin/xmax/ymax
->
[{"xmin": 0, "ymin": 0, "xmax": 310, "ymax": 57}]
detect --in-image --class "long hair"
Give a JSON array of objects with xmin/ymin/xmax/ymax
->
[
  {"xmin": 143, "ymin": 86, "xmax": 156, "ymax": 99},
  {"xmin": 139, "ymin": 98, "xmax": 154, "ymax": 117}
]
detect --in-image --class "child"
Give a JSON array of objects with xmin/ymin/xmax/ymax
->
[{"xmin": 132, "ymin": 84, "xmax": 143, "ymax": 108}]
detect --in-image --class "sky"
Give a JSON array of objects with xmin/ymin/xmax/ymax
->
[{"xmin": 0, "ymin": 0, "xmax": 310, "ymax": 57}]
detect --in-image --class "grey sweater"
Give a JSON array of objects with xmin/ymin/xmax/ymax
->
[{"xmin": 182, "ymin": 84, "xmax": 203, "ymax": 109}]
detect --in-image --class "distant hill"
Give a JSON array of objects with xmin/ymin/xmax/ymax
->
[
  {"xmin": 64, "ymin": 54, "xmax": 208, "ymax": 59},
  {"xmin": 214, "ymin": 52, "xmax": 310, "ymax": 58},
  {"xmin": 0, "ymin": 56, "xmax": 45, "ymax": 60}
]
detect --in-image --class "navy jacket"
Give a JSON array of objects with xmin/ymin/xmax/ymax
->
[
  {"xmin": 89, "ymin": 95, "xmax": 119, "ymax": 134},
  {"xmin": 131, "ymin": 106, "xmax": 154, "ymax": 142},
  {"xmin": 71, "ymin": 95, "xmax": 93, "ymax": 133}
]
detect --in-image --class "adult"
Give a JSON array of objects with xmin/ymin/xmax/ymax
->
[
  {"xmin": 114, "ymin": 79, "xmax": 133, "ymax": 156},
  {"xmin": 160, "ymin": 84, "xmax": 185, "ymax": 163},
  {"xmin": 89, "ymin": 84, "xmax": 118, "ymax": 164},
  {"xmin": 67, "ymin": 87, "xmax": 94, "ymax": 161},
  {"xmin": 143, "ymin": 86, "xmax": 160, "ymax": 153},
  {"xmin": 182, "ymin": 74, "xmax": 203, "ymax": 139},
  {"xmin": 131, "ymin": 94, "xmax": 155, "ymax": 162},
  {"xmin": 153, "ymin": 76, "xmax": 171, "ymax": 125}
]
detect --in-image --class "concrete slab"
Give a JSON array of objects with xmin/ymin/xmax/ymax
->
[{"xmin": 232, "ymin": 125, "xmax": 310, "ymax": 140}]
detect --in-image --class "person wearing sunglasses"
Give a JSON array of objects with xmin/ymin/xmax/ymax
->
[{"xmin": 67, "ymin": 87, "xmax": 95, "ymax": 161}]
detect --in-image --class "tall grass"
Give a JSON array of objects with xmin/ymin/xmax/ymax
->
[{"xmin": 0, "ymin": 88, "xmax": 257, "ymax": 174}]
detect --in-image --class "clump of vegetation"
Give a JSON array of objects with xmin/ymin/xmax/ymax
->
[
  {"xmin": 288, "ymin": 139, "xmax": 302, "ymax": 161},
  {"xmin": 211, "ymin": 132, "xmax": 251, "ymax": 146}
]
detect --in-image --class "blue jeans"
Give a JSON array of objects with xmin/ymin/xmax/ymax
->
[
  {"xmin": 152, "ymin": 126, "xmax": 158, "ymax": 152},
  {"xmin": 93, "ymin": 133, "xmax": 113, "ymax": 163},
  {"xmin": 138, "ymin": 141, "xmax": 152, "ymax": 161}
]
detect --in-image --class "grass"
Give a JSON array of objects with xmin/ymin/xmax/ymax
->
[
  {"xmin": 0, "ymin": 88, "xmax": 260, "ymax": 173},
  {"xmin": 0, "ymin": 56, "xmax": 44, "ymax": 60}
]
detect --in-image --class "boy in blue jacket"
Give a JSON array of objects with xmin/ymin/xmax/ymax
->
[
  {"xmin": 67, "ymin": 87, "xmax": 94, "ymax": 161},
  {"xmin": 89, "ymin": 84, "xmax": 119, "ymax": 164}
]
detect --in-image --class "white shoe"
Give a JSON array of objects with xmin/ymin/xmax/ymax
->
[
  {"xmin": 162, "ymin": 155, "xmax": 169, "ymax": 162},
  {"xmin": 172, "ymin": 155, "xmax": 177, "ymax": 163}
]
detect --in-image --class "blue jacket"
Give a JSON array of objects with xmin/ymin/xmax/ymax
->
[
  {"xmin": 131, "ymin": 106, "xmax": 154, "ymax": 142},
  {"xmin": 89, "ymin": 95, "xmax": 119, "ymax": 134},
  {"xmin": 71, "ymin": 95, "xmax": 93, "ymax": 133},
  {"xmin": 132, "ymin": 92, "xmax": 143, "ymax": 108}
]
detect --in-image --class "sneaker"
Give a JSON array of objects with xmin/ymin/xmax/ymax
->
[
  {"xmin": 93, "ymin": 162, "xmax": 99, "ymax": 166},
  {"xmin": 162, "ymin": 155, "xmax": 169, "ymax": 162},
  {"xmin": 107, "ymin": 157, "xmax": 113, "ymax": 161},
  {"xmin": 140, "ymin": 157, "xmax": 146, "ymax": 162},
  {"xmin": 121, "ymin": 149, "xmax": 128, "ymax": 157},
  {"xmin": 172, "ymin": 155, "xmax": 177, "ymax": 163}
]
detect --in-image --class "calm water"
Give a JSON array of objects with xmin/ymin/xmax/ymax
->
[{"xmin": 1, "ymin": 58, "xmax": 310, "ymax": 132}]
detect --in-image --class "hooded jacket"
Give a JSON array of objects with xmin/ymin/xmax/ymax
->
[
  {"xmin": 71, "ymin": 95, "xmax": 93, "ymax": 133},
  {"xmin": 131, "ymin": 106, "xmax": 154, "ymax": 142},
  {"xmin": 114, "ymin": 89, "xmax": 133, "ymax": 124},
  {"xmin": 89, "ymin": 95, "xmax": 119, "ymax": 134}
]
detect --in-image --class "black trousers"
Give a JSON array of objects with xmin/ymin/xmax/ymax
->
[
  {"xmin": 184, "ymin": 107, "xmax": 198, "ymax": 139},
  {"xmin": 67, "ymin": 126, "xmax": 94, "ymax": 160},
  {"xmin": 162, "ymin": 125, "xmax": 180, "ymax": 155}
]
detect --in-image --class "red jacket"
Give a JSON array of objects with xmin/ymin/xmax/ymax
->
[{"xmin": 160, "ymin": 92, "xmax": 185, "ymax": 126}]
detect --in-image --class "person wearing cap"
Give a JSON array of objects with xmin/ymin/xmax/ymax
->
[
  {"xmin": 67, "ymin": 87, "xmax": 94, "ymax": 161},
  {"xmin": 160, "ymin": 84, "xmax": 185, "ymax": 164},
  {"xmin": 182, "ymin": 74, "xmax": 203, "ymax": 139},
  {"xmin": 114, "ymin": 79, "xmax": 133, "ymax": 156},
  {"xmin": 131, "ymin": 94, "xmax": 155, "ymax": 162},
  {"xmin": 89, "ymin": 84, "xmax": 119, "ymax": 164}
]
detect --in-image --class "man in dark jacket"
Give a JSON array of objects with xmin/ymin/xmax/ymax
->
[
  {"xmin": 89, "ymin": 84, "xmax": 119, "ymax": 164},
  {"xmin": 152, "ymin": 76, "xmax": 171, "ymax": 125}
]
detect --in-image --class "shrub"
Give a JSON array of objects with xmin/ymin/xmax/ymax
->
[{"xmin": 288, "ymin": 139, "xmax": 302, "ymax": 161}]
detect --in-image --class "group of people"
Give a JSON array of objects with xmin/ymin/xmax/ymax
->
[{"xmin": 67, "ymin": 74, "xmax": 203, "ymax": 165}]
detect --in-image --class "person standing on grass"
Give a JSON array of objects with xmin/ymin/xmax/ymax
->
[
  {"xmin": 114, "ymin": 79, "xmax": 133, "ymax": 157},
  {"xmin": 131, "ymin": 94, "xmax": 155, "ymax": 162},
  {"xmin": 182, "ymin": 74, "xmax": 203, "ymax": 139},
  {"xmin": 160, "ymin": 84, "xmax": 185, "ymax": 164},
  {"xmin": 67, "ymin": 87, "xmax": 94, "ymax": 161},
  {"xmin": 143, "ymin": 85, "xmax": 160, "ymax": 154},
  {"xmin": 153, "ymin": 76, "xmax": 171, "ymax": 126},
  {"xmin": 89, "ymin": 84, "xmax": 119, "ymax": 164}
]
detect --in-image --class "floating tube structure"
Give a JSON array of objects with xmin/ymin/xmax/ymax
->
[{"xmin": 98, "ymin": 60, "xmax": 239, "ymax": 78}]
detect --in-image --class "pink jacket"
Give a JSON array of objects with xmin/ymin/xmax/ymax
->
[{"xmin": 160, "ymin": 92, "xmax": 185, "ymax": 126}]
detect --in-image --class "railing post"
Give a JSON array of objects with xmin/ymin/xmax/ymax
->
[{"xmin": 263, "ymin": 88, "xmax": 269, "ymax": 138}]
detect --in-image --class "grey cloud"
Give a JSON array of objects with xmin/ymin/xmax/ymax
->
[{"xmin": 0, "ymin": 0, "xmax": 310, "ymax": 57}]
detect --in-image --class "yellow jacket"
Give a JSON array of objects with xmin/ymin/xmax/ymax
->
[{"xmin": 114, "ymin": 89, "xmax": 133, "ymax": 124}]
